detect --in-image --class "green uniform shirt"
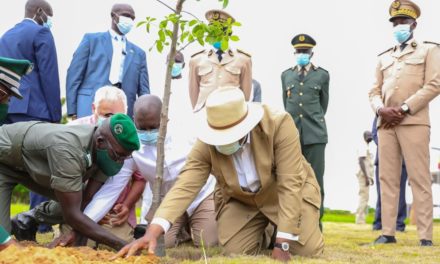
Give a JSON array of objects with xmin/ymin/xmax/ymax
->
[
  {"xmin": 0, "ymin": 123, "xmax": 107, "ymax": 192},
  {"xmin": 0, "ymin": 226, "xmax": 10, "ymax": 244},
  {"xmin": 281, "ymin": 64, "xmax": 329, "ymax": 145},
  {"xmin": 0, "ymin": 103, "xmax": 8, "ymax": 125}
]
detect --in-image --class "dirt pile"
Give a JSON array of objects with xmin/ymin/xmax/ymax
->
[{"xmin": 0, "ymin": 245, "xmax": 157, "ymax": 264}]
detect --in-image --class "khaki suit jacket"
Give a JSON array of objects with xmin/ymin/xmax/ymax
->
[
  {"xmin": 188, "ymin": 48, "xmax": 252, "ymax": 111},
  {"xmin": 369, "ymin": 39, "xmax": 440, "ymax": 127},
  {"xmin": 155, "ymin": 105, "xmax": 321, "ymax": 244}
]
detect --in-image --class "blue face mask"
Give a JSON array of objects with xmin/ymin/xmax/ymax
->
[
  {"xmin": 97, "ymin": 116, "xmax": 107, "ymax": 126},
  {"xmin": 213, "ymin": 41, "xmax": 222, "ymax": 50},
  {"xmin": 393, "ymin": 24, "xmax": 411, "ymax": 44},
  {"xmin": 215, "ymin": 141, "xmax": 242, "ymax": 155},
  {"xmin": 296, "ymin": 53, "xmax": 311, "ymax": 67},
  {"xmin": 171, "ymin": 63, "xmax": 183, "ymax": 78},
  {"xmin": 43, "ymin": 15, "xmax": 53, "ymax": 29},
  {"xmin": 138, "ymin": 129, "xmax": 159, "ymax": 145},
  {"xmin": 117, "ymin": 15, "xmax": 134, "ymax": 35}
]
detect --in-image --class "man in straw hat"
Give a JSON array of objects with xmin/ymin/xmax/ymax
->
[
  {"xmin": 369, "ymin": 0, "xmax": 440, "ymax": 246},
  {"xmin": 113, "ymin": 87, "xmax": 323, "ymax": 261},
  {"xmin": 188, "ymin": 9, "xmax": 252, "ymax": 112}
]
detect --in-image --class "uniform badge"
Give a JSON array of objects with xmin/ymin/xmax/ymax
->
[
  {"xmin": 114, "ymin": 124, "xmax": 123, "ymax": 135},
  {"xmin": 213, "ymin": 12, "xmax": 220, "ymax": 20},
  {"xmin": 287, "ymin": 90, "xmax": 291, "ymax": 98},
  {"xmin": 299, "ymin": 35, "xmax": 305, "ymax": 42},
  {"xmin": 411, "ymin": 42, "xmax": 417, "ymax": 48},
  {"xmin": 391, "ymin": 0, "xmax": 401, "ymax": 10}
]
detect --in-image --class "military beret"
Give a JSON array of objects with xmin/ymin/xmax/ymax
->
[
  {"xmin": 205, "ymin": 9, "xmax": 235, "ymax": 23},
  {"xmin": 109, "ymin": 113, "xmax": 140, "ymax": 151},
  {"xmin": 0, "ymin": 56, "xmax": 33, "ymax": 99},
  {"xmin": 389, "ymin": 0, "xmax": 420, "ymax": 21},
  {"xmin": 291, "ymin": 34, "xmax": 316, "ymax": 49}
]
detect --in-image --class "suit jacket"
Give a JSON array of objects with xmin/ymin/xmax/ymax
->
[
  {"xmin": 252, "ymin": 79, "xmax": 262, "ymax": 102},
  {"xmin": 155, "ymin": 105, "xmax": 321, "ymax": 244},
  {"xmin": 282, "ymin": 64, "xmax": 329, "ymax": 145},
  {"xmin": 66, "ymin": 32, "xmax": 150, "ymax": 118},
  {"xmin": 369, "ymin": 39, "xmax": 440, "ymax": 127},
  {"xmin": 0, "ymin": 19, "xmax": 61, "ymax": 122},
  {"xmin": 189, "ymin": 48, "xmax": 252, "ymax": 111}
]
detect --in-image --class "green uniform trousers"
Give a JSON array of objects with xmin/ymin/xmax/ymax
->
[{"xmin": 301, "ymin": 143, "xmax": 325, "ymax": 230}]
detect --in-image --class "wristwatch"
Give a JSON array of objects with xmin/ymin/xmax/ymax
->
[
  {"xmin": 400, "ymin": 103, "xmax": 410, "ymax": 113},
  {"xmin": 274, "ymin": 242, "xmax": 290, "ymax": 252}
]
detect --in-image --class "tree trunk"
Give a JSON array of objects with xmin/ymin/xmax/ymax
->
[{"xmin": 151, "ymin": 0, "xmax": 186, "ymax": 257}]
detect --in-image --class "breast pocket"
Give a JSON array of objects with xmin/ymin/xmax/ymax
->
[
  {"xmin": 404, "ymin": 58, "xmax": 424, "ymax": 75},
  {"xmin": 198, "ymin": 65, "xmax": 213, "ymax": 77}
]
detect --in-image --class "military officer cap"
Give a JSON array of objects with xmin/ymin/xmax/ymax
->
[
  {"xmin": 291, "ymin": 34, "xmax": 316, "ymax": 49},
  {"xmin": 389, "ymin": 0, "xmax": 421, "ymax": 21},
  {"xmin": 205, "ymin": 9, "xmax": 235, "ymax": 23},
  {"xmin": 0, "ymin": 56, "xmax": 33, "ymax": 99},
  {"xmin": 109, "ymin": 113, "xmax": 140, "ymax": 151}
]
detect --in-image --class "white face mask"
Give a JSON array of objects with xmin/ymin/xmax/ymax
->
[
  {"xmin": 117, "ymin": 16, "xmax": 134, "ymax": 35},
  {"xmin": 393, "ymin": 24, "xmax": 411, "ymax": 44},
  {"xmin": 215, "ymin": 141, "xmax": 242, "ymax": 155}
]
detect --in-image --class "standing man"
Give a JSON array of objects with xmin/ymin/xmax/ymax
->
[
  {"xmin": 281, "ymin": 34, "xmax": 329, "ymax": 229},
  {"xmin": 113, "ymin": 88, "xmax": 324, "ymax": 262},
  {"xmin": 189, "ymin": 9, "xmax": 252, "ymax": 112},
  {"xmin": 369, "ymin": 0, "xmax": 440, "ymax": 246},
  {"xmin": 355, "ymin": 131, "xmax": 374, "ymax": 224},
  {"xmin": 66, "ymin": 3, "xmax": 150, "ymax": 119},
  {"xmin": 251, "ymin": 79, "xmax": 262, "ymax": 103}
]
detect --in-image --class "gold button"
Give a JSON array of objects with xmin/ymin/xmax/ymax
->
[
  {"xmin": 300, "ymin": 82, "xmax": 304, "ymax": 86},
  {"xmin": 299, "ymin": 92, "xmax": 303, "ymax": 96},
  {"xmin": 299, "ymin": 103, "xmax": 303, "ymax": 107},
  {"xmin": 300, "ymin": 114, "xmax": 303, "ymax": 118}
]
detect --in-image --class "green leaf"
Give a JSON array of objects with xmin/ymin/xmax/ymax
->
[
  {"xmin": 230, "ymin": 35, "xmax": 239, "ymax": 41},
  {"xmin": 136, "ymin": 21, "xmax": 146, "ymax": 28},
  {"xmin": 156, "ymin": 41, "xmax": 164, "ymax": 52},
  {"xmin": 233, "ymin": 21, "xmax": 242, "ymax": 27},
  {"xmin": 159, "ymin": 30, "xmax": 166, "ymax": 42},
  {"xmin": 180, "ymin": 31, "xmax": 189, "ymax": 42},
  {"xmin": 146, "ymin": 23, "xmax": 151, "ymax": 33},
  {"xmin": 222, "ymin": 0, "xmax": 229, "ymax": 8},
  {"xmin": 221, "ymin": 39, "xmax": 229, "ymax": 51},
  {"xmin": 189, "ymin": 19, "xmax": 198, "ymax": 27},
  {"xmin": 159, "ymin": 20, "xmax": 168, "ymax": 29},
  {"xmin": 165, "ymin": 30, "xmax": 173, "ymax": 38},
  {"xmin": 188, "ymin": 34, "xmax": 194, "ymax": 42}
]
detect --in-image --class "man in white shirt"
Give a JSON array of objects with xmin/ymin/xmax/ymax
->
[
  {"xmin": 113, "ymin": 88, "xmax": 323, "ymax": 262},
  {"xmin": 84, "ymin": 95, "xmax": 218, "ymax": 248}
]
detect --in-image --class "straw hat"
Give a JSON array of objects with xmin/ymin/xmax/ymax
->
[{"xmin": 197, "ymin": 87, "xmax": 264, "ymax": 146}]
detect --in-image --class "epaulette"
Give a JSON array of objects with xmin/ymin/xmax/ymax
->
[
  {"xmin": 191, "ymin": 49, "xmax": 205, "ymax": 58},
  {"xmin": 423, "ymin": 41, "xmax": 440, "ymax": 46},
  {"xmin": 237, "ymin": 49, "xmax": 251, "ymax": 57},
  {"xmin": 282, "ymin": 67, "xmax": 293, "ymax": 75},
  {"xmin": 378, "ymin": 47, "xmax": 393, "ymax": 56},
  {"xmin": 317, "ymin": 66, "xmax": 328, "ymax": 73}
]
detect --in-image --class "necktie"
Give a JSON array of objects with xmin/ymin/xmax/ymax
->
[
  {"xmin": 216, "ymin": 50, "xmax": 223, "ymax": 62},
  {"xmin": 400, "ymin": 43, "xmax": 407, "ymax": 51},
  {"xmin": 299, "ymin": 67, "xmax": 305, "ymax": 81}
]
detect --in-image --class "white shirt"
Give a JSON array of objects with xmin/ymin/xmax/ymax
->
[
  {"xmin": 84, "ymin": 133, "xmax": 216, "ymax": 222},
  {"xmin": 108, "ymin": 29, "xmax": 127, "ymax": 84}
]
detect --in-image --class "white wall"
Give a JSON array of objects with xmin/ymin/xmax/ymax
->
[{"xmin": 2, "ymin": 0, "xmax": 440, "ymax": 212}]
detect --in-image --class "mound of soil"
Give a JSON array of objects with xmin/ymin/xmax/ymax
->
[{"xmin": 0, "ymin": 245, "xmax": 157, "ymax": 264}]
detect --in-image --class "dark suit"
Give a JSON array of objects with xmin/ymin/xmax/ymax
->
[
  {"xmin": 282, "ymin": 64, "xmax": 329, "ymax": 228},
  {"xmin": 0, "ymin": 19, "xmax": 61, "ymax": 123},
  {"xmin": 66, "ymin": 31, "xmax": 150, "ymax": 118}
]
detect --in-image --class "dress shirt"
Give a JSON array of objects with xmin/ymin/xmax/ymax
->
[
  {"xmin": 84, "ymin": 133, "xmax": 216, "ymax": 224},
  {"xmin": 108, "ymin": 29, "xmax": 126, "ymax": 84}
]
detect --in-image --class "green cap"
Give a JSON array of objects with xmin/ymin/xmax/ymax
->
[
  {"xmin": 0, "ymin": 56, "xmax": 33, "ymax": 99},
  {"xmin": 291, "ymin": 34, "xmax": 316, "ymax": 49},
  {"xmin": 109, "ymin": 113, "xmax": 140, "ymax": 151}
]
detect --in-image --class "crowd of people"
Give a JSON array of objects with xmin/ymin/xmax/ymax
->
[{"xmin": 0, "ymin": 0, "xmax": 438, "ymax": 262}]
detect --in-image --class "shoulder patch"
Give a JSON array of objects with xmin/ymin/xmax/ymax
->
[
  {"xmin": 191, "ymin": 49, "xmax": 205, "ymax": 58},
  {"xmin": 378, "ymin": 47, "xmax": 393, "ymax": 56},
  {"xmin": 237, "ymin": 49, "xmax": 251, "ymax": 57},
  {"xmin": 317, "ymin": 66, "xmax": 328, "ymax": 73},
  {"xmin": 423, "ymin": 41, "xmax": 440, "ymax": 46}
]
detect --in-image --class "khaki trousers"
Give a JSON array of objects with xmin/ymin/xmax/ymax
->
[
  {"xmin": 378, "ymin": 125, "xmax": 432, "ymax": 240},
  {"xmin": 165, "ymin": 194, "xmax": 218, "ymax": 248},
  {"xmin": 222, "ymin": 199, "xmax": 324, "ymax": 257}
]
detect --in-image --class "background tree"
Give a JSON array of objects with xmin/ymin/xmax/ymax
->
[{"xmin": 136, "ymin": 0, "xmax": 240, "ymax": 256}]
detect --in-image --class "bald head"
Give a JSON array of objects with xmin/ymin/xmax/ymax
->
[
  {"xmin": 111, "ymin": 3, "xmax": 135, "ymax": 34},
  {"xmin": 133, "ymin": 95, "xmax": 162, "ymax": 130},
  {"xmin": 363, "ymin": 130, "xmax": 373, "ymax": 143},
  {"xmin": 25, "ymin": 0, "xmax": 52, "ymax": 22}
]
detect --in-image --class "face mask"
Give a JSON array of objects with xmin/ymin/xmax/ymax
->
[
  {"xmin": 117, "ymin": 16, "xmax": 134, "ymax": 35},
  {"xmin": 213, "ymin": 41, "xmax": 222, "ymax": 50},
  {"xmin": 393, "ymin": 24, "xmax": 411, "ymax": 44},
  {"xmin": 96, "ymin": 149, "xmax": 123, "ymax": 176},
  {"xmin": 138, "ymin": 129, "xmax": 159, "ymax": 145},
  {"xmin": 44, "ymin": 15, "xmax": 53, "ymax": 29},
  {"xmin": 97, "ymin": 116, "xmax": 108, "ymax": 126},
  {"xmin": 296, "ymin": 53, "xmax": 311, "ymax": 67},
  {"xmin": 171, "ymin": 63, "xmax": 183, "ymax": 77},
  {"xmin": 215, "ymin": 141, "xmax": 242, "ymax": 155}
]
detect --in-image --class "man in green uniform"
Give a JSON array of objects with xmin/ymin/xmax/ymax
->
[
  {"xmin": 0, "ymin": 113, "xmax": 139, "ymax": 250},
  {"xmin": 281, "ymin": 34, "xmax": 329, "ymax": 229},
  {"xmin": 0, "ymin": 57, "xmax": 33, "ymax": 124}
]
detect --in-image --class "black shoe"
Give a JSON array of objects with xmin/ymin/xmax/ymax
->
[
  {"xmin": 420, "ymin": 239, "xmax": 433, "ymax": 247},
  {"xmin": 133, "ymin": 224, "xmax": 147, "ymax": 239},
  {"xmin": 372, "ymin": 226, "xmax": 381, "ymax": 231},
  {"xmin": 10, "ymin": 209, "xmax": 38, "ymax": 241},
  {"xmin": 373, "ymin": 235, "xmax": 397, "ymax": 245}
]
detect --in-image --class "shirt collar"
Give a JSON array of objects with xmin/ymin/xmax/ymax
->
[
  {"xmin": 109, "ymin": 29, "xmax": 126, "ymax": 42},
  {"xmin": 24, "ymin": 18, "xmax": 38, "ymax": 24},
  {"xmin": 297, "ymin": 63, "xmax": 313, "ymax": 72}
]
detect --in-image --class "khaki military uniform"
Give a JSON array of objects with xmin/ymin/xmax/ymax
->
[
  {"xmin": 0, "ymin": 122, "xmax": 107, "ymax": 231},
  {"xmin": 189, "ymin": 49, "xmax": 252, "ymax": 111},
  {"xmin": 369, "ymin": 39, "xmax": 440, "ymax": 240},
  {"xmin": 355, "ymin": 148, "xmax": 374, "ymax": 224}
]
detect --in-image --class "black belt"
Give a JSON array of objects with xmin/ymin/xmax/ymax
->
[{"xmin": 113, "ymin": 82, "xmax": 122, "ymax": 89}]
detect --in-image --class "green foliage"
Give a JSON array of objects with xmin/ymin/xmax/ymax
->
[
  {"xmin": 137, "ymin": 0, "xmax": 239, "ymax": 53},
  {"xmin": 12, "ymin": 184, "xmax": 29, "ymax": 203}
]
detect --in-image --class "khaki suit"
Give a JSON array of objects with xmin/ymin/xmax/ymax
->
[
  {"xmin": 369, "ymin": 39, "xmax": 440, "ymax": 240},
  {"xmin": 188, "ymin": 49, "xmax": 252, "ymax": 112},
  {"xmin": 155, "ymin": 105, "xmax": 323, "ymax": 256}
]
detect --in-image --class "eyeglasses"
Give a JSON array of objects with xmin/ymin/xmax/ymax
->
[{"xmin": 101, "ymin": 140, "xmax": 132, "ymax": 163}]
